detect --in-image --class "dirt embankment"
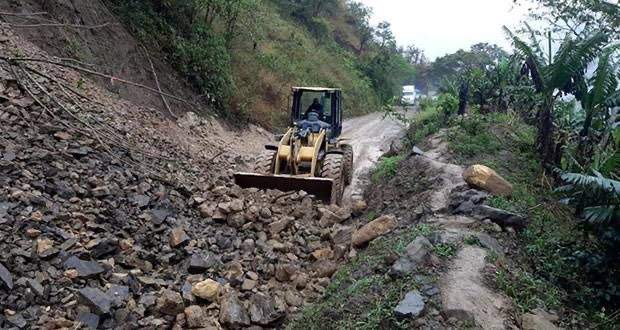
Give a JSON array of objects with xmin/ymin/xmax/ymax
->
[{"xmin": 0, "ymin": 0, "xmax": 204, "ymax": 117}]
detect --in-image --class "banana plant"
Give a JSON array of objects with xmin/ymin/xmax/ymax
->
[
  {"xmin": 575, "ymin": 45, "xmax": 619, "ymax": 165},
  {"xmin": 504, "ymin": 27, "xmax": 610, "ymax": 168}
]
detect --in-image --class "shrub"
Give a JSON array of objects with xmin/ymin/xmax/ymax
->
[
  {"xmin": 170, "ymin": 27, "xmax": 234, "ymax": 113},
  {"xmin": 372, "ymin": 155, "xmax": 403, "ymax": 182}
]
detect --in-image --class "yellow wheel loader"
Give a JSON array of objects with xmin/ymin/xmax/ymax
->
[{"xmin": 234, "ymin": 87, "xmax": 353, "ymax": 205}]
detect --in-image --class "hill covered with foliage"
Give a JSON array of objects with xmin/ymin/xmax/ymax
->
[{"xmin": 104, "ymin": 0, "xmax": 414, "ymax": 128}]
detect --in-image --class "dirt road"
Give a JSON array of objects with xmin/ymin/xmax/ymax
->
[{"xmin": 341, "ymin": 109, "xmax": 412, "ymax": 202}]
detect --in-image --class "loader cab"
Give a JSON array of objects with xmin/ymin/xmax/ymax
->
[{"xmin": 291, "ymin": 87, "xmax": 342, "ymax": 140}]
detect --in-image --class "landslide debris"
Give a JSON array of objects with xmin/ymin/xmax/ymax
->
[{"xmin": 0, "ymin": 25, "xmax": 350, "ymax": 329}]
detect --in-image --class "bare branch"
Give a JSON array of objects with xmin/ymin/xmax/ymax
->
[
  {"xmin": 142, "ymin": 45, "xmax": 177, "ymax": 119},
  {"xmin": 8, "ymin": 22, "xmax": 119, "ymax": 29},
  {"xmin": 0, "ymin": 56, "xmax": 198, "ymax": 108}
]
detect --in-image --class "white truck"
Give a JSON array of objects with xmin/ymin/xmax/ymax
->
[{"xmin": 401, "ymin": 85, "xmax": 417, "ymax": 106}]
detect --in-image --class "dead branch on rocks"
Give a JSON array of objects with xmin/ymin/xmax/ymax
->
[
  {"xmin": 22, "ymin": 65, "xmax": 106, "ymax": 106},
  {"xmin": 0, "ymin": 56, "xmax": 198, "ymax": 108},
  {"xmin": 207, "ymin": 149, "xmax": 225, "ymax": 163},
  {"xmin": 8, "ymin": 22, "xmax": 118, "ymax": 29},
  {"xmin": 8, "ymin": 62, "xmax": 56, "ymax": 120},
  {"xmin": 142, "ymin": 45, "xmax": 176, "ymax": 119},
  {"xmin": 0, "ymin": 11, "xmax": 48, "ymax": 17}
]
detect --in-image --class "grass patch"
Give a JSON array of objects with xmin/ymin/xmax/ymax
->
[
  {"xmin": 405, "ymin": 103, "xmax": 444, "ymax": 145},
  {"xmin": 433, "ymin": 243, "xmax": 458, "ymax": 259},
  {"xmin": 371, "ymin": 155, "xmax": 404, "ymax": 183},
  {"xmin": 287, "ymin": 224, "xmax": 434, "ymax": 330},
  {"xmin": 495, "ymin": 268, "xmax": 563, "ymax": 314}
]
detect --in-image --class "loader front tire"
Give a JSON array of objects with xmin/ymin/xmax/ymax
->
[
  {"xmin": 321, "ymin": 153, "xmax": 345, "ymax": 205},
  {"xmin": 342, "ymin": 144, "xmax": 354, "ymax": 185},
  {"xmin": 254, "ymin": 150, "xmax": 276, "ymax": 175}
]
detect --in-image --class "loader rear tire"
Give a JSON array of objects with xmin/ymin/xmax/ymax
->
[
  {"xmin": 342, "ymin": 144, "xmax": 354, "ymax": 185},
  {"xmin": 320, "ymin": 153, "xmax": 345, "ymax": 205},
  {"xmin": 254, "ymin": 150, "xmax": 276, "ymax": 174}
]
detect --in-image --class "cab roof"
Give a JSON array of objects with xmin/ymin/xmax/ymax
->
[{"xmin": 292, "ymin": 86, "xmax": 341, "ymax": 92}]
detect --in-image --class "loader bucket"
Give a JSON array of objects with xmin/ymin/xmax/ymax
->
[{"xmin": 233, "ymin": 172, "xmax": 334, "ymax": 203}]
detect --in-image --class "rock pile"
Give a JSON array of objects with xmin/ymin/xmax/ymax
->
[{"xmin": 0, "ymin": 26, "xmax": 357, "ymax": 329}]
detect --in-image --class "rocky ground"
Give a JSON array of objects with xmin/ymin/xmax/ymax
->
[
  {"xmin": 289, "ymin": 129, "xmax": 561, "ymax": 329},
  {"xmin": 0, "ymin": 24, "xmax": 371, "ymax": 329},
  {"xmin": 0, "ymin": 14, "xmax": 563, "ymax": 330}
]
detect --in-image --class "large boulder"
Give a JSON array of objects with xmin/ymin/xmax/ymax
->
[
  {"xmin": 352, "ymin": 215, "xmax": 397, "ymax": 247},
  {"xmin": 462, "ymin": 165, "xmax": 513, "ymax": 196}
]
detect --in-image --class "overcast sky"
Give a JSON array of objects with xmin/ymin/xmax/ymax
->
[{"xmin": 358, "ymin": 0, "xmax": 531, "ymax": 60}]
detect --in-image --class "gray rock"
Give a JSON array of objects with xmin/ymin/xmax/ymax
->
[
  {"xmin": 88, "ymin": 238, "xmax": 118, "ymax": 259},
  {"xmin": 475, "ymin": 233, "xmax": 503, "ymax": 256},
  {"xmin": 219, "ymin": 293, "xmax": 250, "ymax": 328},
  {"xmin": 185, "ymin": 305, "xmax": 208, "ymax": 328},
  {"xmin": 249, "ymin": 293, "xmax": 284, "ymax": 326},
  {"xmin": 64, "ymin": 256, "xmax": 105, "ymax": 278},
  {"xmin": 473, "ymin": 205, "xmax": 528, "ymax": 229},
  {"xmin": 156, "ymin": 289, "xmax": 185, "ymax": 315},
  {"xmin": 394, "ymin": 291, "xmax": 425, "ymax": 319},
  {"xmin": 27, "ymin": 279, "xmax": 45, "ymax": 297},
  {"xmin": 78, "ymin": 287, "xmax": 112, "ymax": 315},
  {"xmin": 5, "ymin": 313, "xmax": 27, "ymax": 328},
  {"xmin": 77, "ymin": 312, "xmax": 100, "ymax": 330},
  {"xmin": 0, "ymin": 261, "xmax": 13, "ymax": 290},
  {"xmin": 130, "ymin": 194, "xmax": 151, "ymax": 208},
  {"xmin": 188, "ymin": 254, "xmax": 209, "ymax": 274},
  {"xmin": 391, "ymin": 236, "xmax": 432, "ymax": 275},
  {"xmin": 106, "ymin": 284, "xmax": 130, "ymax": 307}
]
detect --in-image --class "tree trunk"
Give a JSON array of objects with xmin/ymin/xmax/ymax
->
[
  {"xmin": 458, "ymin": 82, "xmax": 468, "ymax": 116},
  {"xmin": 576, "ymin": 108, "xmax": 594, "ymax": 166},
  {"xmin": 537, "ymin": 95, "xmax": 556, "ymax": 170}
]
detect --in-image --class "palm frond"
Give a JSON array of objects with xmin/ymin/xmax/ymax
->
[
  {"xmin": 503, "ymin": 26, "xmax": 545, "ymax": 92},
  {"xmin": 605, "ymin": 90, "xmax": 620, "ymax": 108},
  {"xmin": 600, "ymin": 150, "xmax": 620, "ymax": 175},
  {"xmin": 560, "ymin": 171, "xmax": 620, "ymax": 194},
  {"xmin": 590, "ymin": 45, "xmax": 620, "ymax": 108},
  {"xmin": 548, "ymin": 31, "xmax": 609, "ymax": 90},
  {"xmin": 583, "ymin": 205, "xmax": 619, "ymax": 224}
]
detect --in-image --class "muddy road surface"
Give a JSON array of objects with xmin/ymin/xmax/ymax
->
[{"xmin": 341, "ymin": 109, "xmax": 413, "ymax": 202}]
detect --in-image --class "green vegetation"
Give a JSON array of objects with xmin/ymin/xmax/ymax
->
[
  {"xmin": 396, "ymin": 1, "xmax": 618, "ymax": 322},
  {"xmin": 433, "ymin": 243, "xmax": 458, "ymax": 259},
  {"xmin": 104, "ymin": 0, "xmax": 414, "ymax": 128},
  {"xmin": 371, "ymin": 155, "xmax": 403, "ymax": 182},
  {"xmin": 414, "ymin": 111, "xmax": 618, "ymax": 325},
  {"xmin": 288, "ymin": 224, "xmax": 433, "ymax": 330}
]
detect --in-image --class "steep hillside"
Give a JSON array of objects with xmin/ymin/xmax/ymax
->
[
  {"xmin": 102, "ymin": 0, "xmax": 413, "ymax": 128},
  {"xmin": 0, "ymin": 0, "xmax": 205, "ymax": 118}
]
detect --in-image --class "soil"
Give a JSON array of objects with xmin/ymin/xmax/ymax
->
[{"xmin": 0, "ymin": 0, "xmax": 206, "ymax": 117}]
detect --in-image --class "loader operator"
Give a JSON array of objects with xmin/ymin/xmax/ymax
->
[
  {"xmin": 297, "ymin": 111, "xmax": 330, "ymax": 138},
  {"xmin": 305, "ymin": 98, "xmax": 324, "ymax": 119}
]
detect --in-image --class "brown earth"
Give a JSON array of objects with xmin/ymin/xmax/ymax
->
[{"xmin": 0, "ymin": 0, "xmax": 207, "ymax": 117}]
